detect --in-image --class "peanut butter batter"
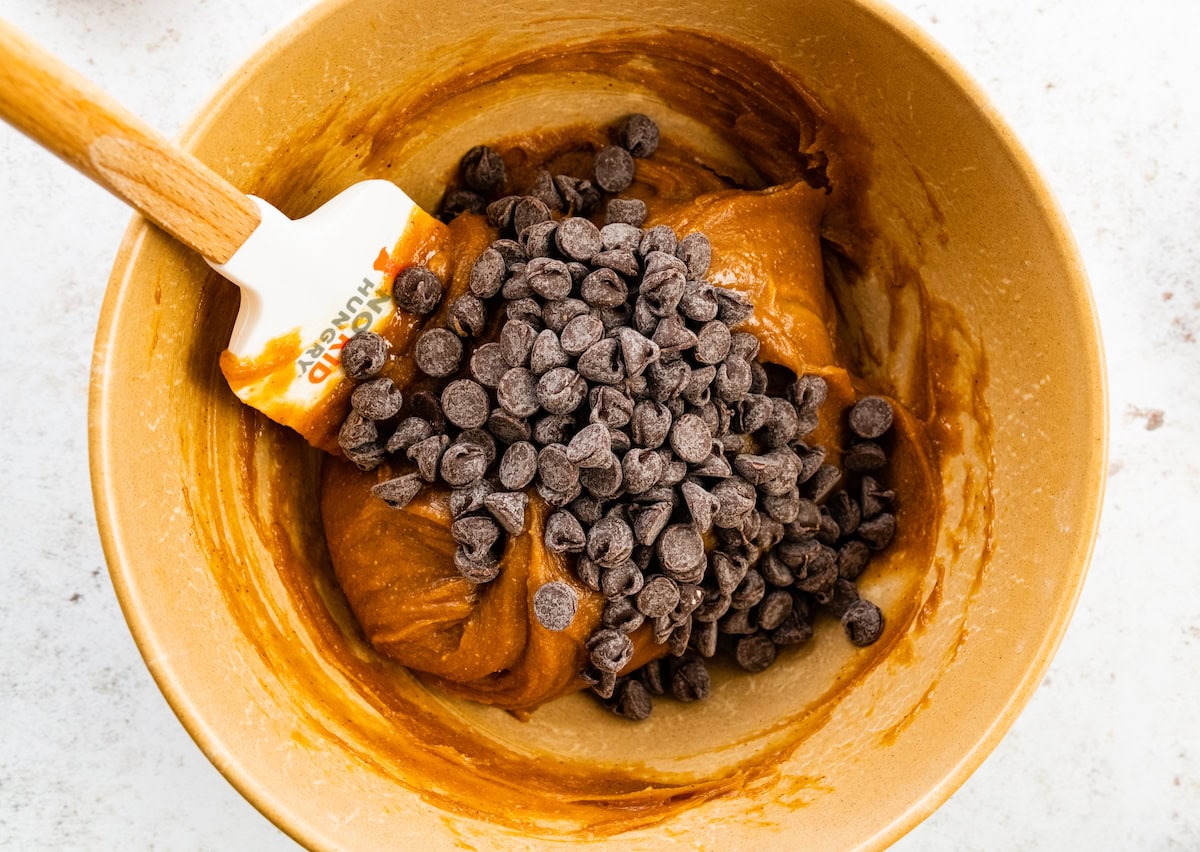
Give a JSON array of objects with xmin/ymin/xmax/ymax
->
[{"xmin": 320, "ymin": 143, "xmax": 937, "ymax": 711}]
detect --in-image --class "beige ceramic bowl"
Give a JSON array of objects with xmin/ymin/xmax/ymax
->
[{"xmin": 90, "ymin": 0, "xmax": 1106, "ymax": 848}]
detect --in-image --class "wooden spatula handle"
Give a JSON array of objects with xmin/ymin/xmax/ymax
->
[{"xmin": 0, "ymin": 19, "xmax": 260, "ymax": 264}]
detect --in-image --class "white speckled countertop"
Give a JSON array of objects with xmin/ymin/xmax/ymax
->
[{"xmin": 1, "ymin": 1, "xmax": 1197, "ymax": 848}]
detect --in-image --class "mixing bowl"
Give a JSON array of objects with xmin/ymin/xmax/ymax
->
[{"xmin": 90, "ymin": 0, "xmax": 1106, "ymax": 847}]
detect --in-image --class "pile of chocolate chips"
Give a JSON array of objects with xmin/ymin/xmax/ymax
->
[{"xmin": 335, "ymin": 115, "xmax": 898, "ymax": 721}]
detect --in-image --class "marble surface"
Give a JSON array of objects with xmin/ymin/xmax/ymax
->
[{"xmin": 1, "ymin": 0, "xmax": 1197, "ymax": 848}]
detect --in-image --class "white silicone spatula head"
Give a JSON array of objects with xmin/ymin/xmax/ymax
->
[{"xmin": 0, "ymin": 18, "xmax": 443, "ymax": 442}]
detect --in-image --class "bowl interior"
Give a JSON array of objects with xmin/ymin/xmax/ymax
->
[{"xmin": 91, "ymin": 0, "xmax": 1105, "ymax": 848}]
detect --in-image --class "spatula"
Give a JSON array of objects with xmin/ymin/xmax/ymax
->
[{"xmin": 0, "ymin": 19, "xmax": 445, "ymax": 441}]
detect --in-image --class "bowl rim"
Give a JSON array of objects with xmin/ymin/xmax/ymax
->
[{"xmin": 88, "ymin": 0, "xmax": 1108, "ymax": 847}]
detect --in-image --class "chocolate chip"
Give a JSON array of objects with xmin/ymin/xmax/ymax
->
[
  {"xmin": 451, "ymin": 515, "xmax": 500, "ymax": 554},
  {"xmin": 579, "ymin": 456, "xmax": 624, "ymax": 498},
  {"xmin": 688, "ymin": 322, "xmax": 728, "ymax": 367},
  {"xmin": 533, "ymin": 581, "xmax": 578, "ymax": 632},
  {"xmin": 675, "ymin": 232, "xmax": 712, "ymax": 278},
  {"xmin": 728, "ymin": 332, "xmax": 761, "ymax": 362},
  {"xmin": 529, "ymin": 169, "xmax": 562, "ymax": 212},
  {"xmin": 461, "ymin": 145, "xmax": 506, "ymax": 193},
  {"xmin": 609, "ymin": 328, "xmax": 657, "ymax": 381},
  {"xmin": 439, "ymin": 441, "xmax": 488, "ymax": 487},
  {"xmin": 734, "ymin": 634, "xmax": 777, "ymax": 673},
  {"xmin": 842, "ymin": 599, "xmax": 884, "ymax": 646},
  {"xmin": 587, "ymin": 629, "xmax": 634, "ymax": 673},
  {"xmin": 449, "ymin": 480, "xmax": 493, "ymax": 518},
  {"xmin": 600, "ymin": 222, "xmax": 642, "ymax": 251},
  {"xmin": 350, "ymin": 377, "xmax": 403, "ymax": 420},
  {"xmin": 574, "ymin": 267, "xmax": 624, "ymax": 308},
  {"xmin": 594, "ymin": 145, "xmax": 635, "ymax": 192},
  {"xmin": 720, "ymin": 607, "xmax": 757, "ymax": 636},
  {"xmin": 714, "ymin": 357, "xmax": 753, "ymax": 402},
  {"xmin": 405, "ymin": 436, "xmax": 448, "ymax": 484},
  {"xmin": 485, "ymin": 409, "xmax": 528, "ymax": 445},
  {"xmin": 732, "ymin": 453, "xmax": 782, "ymax": 487},
  {"xmin": 749, "ymin": 361, "xmax": 769, "ymax": 395},
  {"xmin": 438, "ymin": 189, "xmax": 485, "ymax": 221},
  {"xmin": 828, "ymin": 490, "xmax": 862, "ymax": 536},
  {"xmin": 803, "ymin": 464, "xmax": 842, "ymax": 504},
  {"xmin": 630, "ymin": 501, "xmax": 673, "ymax": 547},
  {"xmin": 669, "ymin": 654, "xmax": 710, "ymax": 701},
  {"xmin": 340, "ymin": 332, "xmax": 389, "ymax": 380},
  {"xmin": 486, "ymin": 196, "xmax": 519, "ymax": 231},
  {"xmin": 571, "ymin": 556, "xmax": 601, "ymax": 593},
  {"xmin": 512, "ymin": 196, "xmax": 551, "ymax": 236},
  {"xmin": 657, "ymin": 457, "xmax": 688, "ymax": 488},
  {"xmin": 498, "ymin": 320, "xmax": 536, "ymax": 368},
  {"xmin": 860, "ymin": 476, "xmax": 895, "ymax": 519},
  {"xmin": 414, "ymin": 328, "xmax": 463, "ymax": 378},
  {"xmin": 407, "ymin": 390, "xmax": 445, "ymax": 433},
  {"xmin": 550, "ymin": 216, "xmax": 600, "ymax": 262},
  {"xmin": 539, "ymin": 479, "xmax": 582, "ymax": 509},
  {"xmin": 600, "ymin": 561, "xmax": 643, "ymax": 599},
  {"xmin": 639, "ymin": 225, "xmax": 678, "ymax": 259},
  {"xmin": 667, "ymin": 413, "xmax": 711, "ymax": 464},
  {"xmin": 564, "ymin": 422, "xmax": 611, "ymax": 468},
  {"xmin": 529, "ymin": 329, "xmax": 570, "ymax": 375},
  {"xmin": 494, "ymin": 442, "xmax": 535, "ymax": 492},
  {"xmin": 585, "ymin": 667, "xmax": 618, "ymax": 700},
  {"xmin": 656, "ymin": 524, "xmax": 705, "ymax": 582},
  {"xmin": 762, "ymin": 489, "xmax": 801, "ymax": 524},
  {"xmin": 690, "ymin": 452, "xmax": 732, "ymax": 479},
  {"xmin": 505, "ymin": 297, "xmax": 543, "ymax": 327},
  {"xmin": 533, "ymin": 413, "xmax": 575, "ymax": 446},
  {"xmin": 577, "ymin": 338, "xmax": 626, "ymax": 385},
  {"xmin": 757, "ymin": 589, "xmax": 794, "ymax": 632},
  {"xmin": 713, "ymin": 287, "xmax": 754, "ymax": 326},
  {"xmin": 604, "ymin": 198, "xmax": 648, "ymax": 228},
  {"xmin": 616, "ymin": 448, "xmax": 659, "ymax": 495},
  {"xmin": 454, "ymin": 547, "xmax": 500, "ymax": 585},
  {"xmin": 817, "ymin": 508, "xmax": 841, "ymax": 546},
  {"xmin": 589, "ymin": 386, "xmax": 634, "ymax": 429},
  {"xmin": 764, "ymin": 399, "xmax": 799, "ymax": 448},
  {"xmin": 651, "ymin": 314, "xmax": 698, "ymax": 356},
  {"xmin": 536, "ymin": 367, "xmax": 587, "ymax": 414},
  {"xmin": 496, "ymin": 367, "xmax": 539, "ymax": 418},
  {"xmin": 673, "ymin": 481, "xmax": 713, "ymax": 533},
  {"xmin": 538, "ymin": 443, "xmax": 579, "ymax": 493},
  {"xmin": 522, "ymin": 257, "xmax": 570, "ymax": 301},
  {"xmin": 790, "ymin": 372, "xmax": 827, "ymax": 408},
  {"xmin": 616, "ymin": 113, "xmax": 659, "ymax": 158},
  {"xmin": 667, "ymin": 619, "xmax": 692, "ymax": 657},
  {"xmin": 602, "ymin": 596, "xmax": 645, "ymax": 634},
  {"xmin": 641, "ymin": 271, "xmax": 686, "ymax": 317},
  {"xmin": 440, "ymin": 379, "xmax": 489, "ymax": 429},
  {"xmin": 371, "ymin": 473, "xmax": 424, "ymax": 509},
  {"xmin": 755, "ymin": 550, "xmax": 792, "ymax": 587},
  {"xmin": 544, "ymin": 509, "xmax": 587, "ymax": 554},
  {"xmin": 392, "ymin": 265, "xmax": 443, "ymax": 315},
  {"xmin": 607, "ymin": 677, "xmax": 652, "ymax": 720},
  {"xmin": 844, "ymin": 441, "xmax": 888, "ymax": 472},
  {"xmin": 469, "ymin": 342, "xmax": 509, "ymax": 388},
  {"xmin": 857, "ymin": 512, "xmax": 896, "ymax": 550},
  {"xmin": 385, "ymin": 417, "xmax": 432, "ymax": 454},
  {"xmin": 635, "ymin": 575, "xmax": 679, "ymax": 618},
  {"xmin": 678, "ymin": 281, "xmax": 719, "ymax": 323},
  {"xmin": 558, "ymin": 314, "xmax": 603, "ymax": 357},
  {"xmin": 520, "ymin": 219, "xmax": 558, "ymax": 259},
  {"xmin": 771, "ymin": 609, "xmax": 814, "ymax": 646},
  {"xmin": 337, "ymin": 410, "xmax": 377, "ymax": 452},
  {"xmin": 712, "ymin": 478, "xmax": 756, "ymax": 527},
  {"xmin": 730, "ymin": 568, "xmax": 766, "ymax": 611},
  {"xmin": 543, "ymin": 298, "xmax": 590, "ymax": 333},
  {"xmin": 833, "ymin": 540, "xmax": 869, "ymax": 581}
]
